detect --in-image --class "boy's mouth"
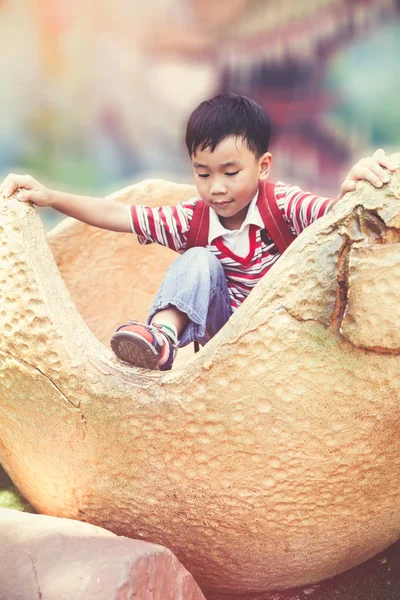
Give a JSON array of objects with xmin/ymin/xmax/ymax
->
[{"xmin": 211, "ymin": 200, "xmax": 233, "ymax": 208}]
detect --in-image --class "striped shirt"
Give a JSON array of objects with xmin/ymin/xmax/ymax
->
[{"xmin": 129, "ymin": 181, "xmax": 335, "ymax": 311}]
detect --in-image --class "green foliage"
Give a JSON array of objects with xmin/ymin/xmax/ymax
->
[{"xmin": 0, "ymin": 464, "xmax": 37, "ymax": 513}]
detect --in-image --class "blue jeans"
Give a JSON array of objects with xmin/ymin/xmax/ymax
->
[{"xmin": 147, "ymin": 248, "xmax": 233, "ymax": 347}]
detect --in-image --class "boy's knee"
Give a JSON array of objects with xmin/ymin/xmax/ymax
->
[
  {"xmin": 184, "ymin": 247, "xmax": 219, "ymax": 271},
  {"xmin": 184, "ymin": 247, "xmax": 210, "ymax": 259}
]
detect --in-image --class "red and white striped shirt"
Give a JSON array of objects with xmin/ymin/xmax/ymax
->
[{"xmin": 129, "ymin": 181, "xmax": 335, "ymax": 311}]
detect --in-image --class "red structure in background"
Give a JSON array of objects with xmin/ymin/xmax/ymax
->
[{"xmin": 216, "ymin": 0, "xmax": 399, "ymax": 192}]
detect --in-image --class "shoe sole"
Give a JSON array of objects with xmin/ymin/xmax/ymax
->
[{"xmin": 110, "ymin": 331, "xmax": 160, "ymax": 369}]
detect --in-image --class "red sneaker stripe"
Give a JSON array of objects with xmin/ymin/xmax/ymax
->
[{"xmin": 118, "ymin": 325, "xmax": 154, "ymax": 344}]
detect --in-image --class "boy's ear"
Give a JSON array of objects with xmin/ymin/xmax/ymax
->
[{"xmin": 258, "ymin": 152, "xmax": 272, "ymax": 181}]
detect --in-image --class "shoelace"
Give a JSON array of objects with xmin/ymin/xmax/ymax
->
[{"xmin": 151, "ymin": 322, "xmax": 179, "ymax": 349}]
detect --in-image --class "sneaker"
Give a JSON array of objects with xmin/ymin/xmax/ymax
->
[{"xmin": 110, "ymin": 320, "xmax": 178, "ymax": 370}]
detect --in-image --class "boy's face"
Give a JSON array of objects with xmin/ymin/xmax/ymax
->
[{"xmin": 191, "ymin": 135, "xmax": 272, "ymax": 230}]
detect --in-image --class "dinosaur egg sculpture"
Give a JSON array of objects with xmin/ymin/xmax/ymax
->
[{"xmin": 0, "ymin": 165, "xmax": 399, "ymax": 596}]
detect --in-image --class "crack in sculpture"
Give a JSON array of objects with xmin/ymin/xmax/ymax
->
[
  {"xmin": 0, "ymin": 350, "xmax": 82, "ymax": 411},
  {"xmin": 0, "ymin": 163, "xmax": 400, "ymax": 596},
  {"xmin": 330, "ymin": 233, "xmax": 352, "ymax": 333},
  {"xmin": 28, "ymin": 555, "xmax": 43, "ymax": 600}
]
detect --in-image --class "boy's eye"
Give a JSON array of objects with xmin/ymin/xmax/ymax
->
[
  {"xmin": 197, "ymin": 174, "xmax": 209, "ymax": 178},
  {"xmin": 226, "ymin": 171, "xmax": 239, "ymax": 177}
]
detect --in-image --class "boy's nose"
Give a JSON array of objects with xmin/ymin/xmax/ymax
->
[{"xmin": 210, "ymin": 181, "xmax": 228, "ymax": 195}]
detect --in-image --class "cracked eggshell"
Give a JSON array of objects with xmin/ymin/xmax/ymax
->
[{"xmin": 0, "ymin": 166, "xmax": 400, "ymax": 595}]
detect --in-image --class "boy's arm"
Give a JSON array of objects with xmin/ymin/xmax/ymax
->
[
  {"xmin": 51, "ymin": 190, "xmax": 131, "ymax": 232},
  {"xmin": 129, "ymin": 199, "xmax": 198, "ymax": 252},
  {"xmin": 0, "ymin": 174, "xmax": 131, "ymax": 232}
]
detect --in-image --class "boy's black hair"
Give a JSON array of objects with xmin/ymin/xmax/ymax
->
[{"xmin": 186, "ymin": 93, "xmax": 271, "ymax": 158}]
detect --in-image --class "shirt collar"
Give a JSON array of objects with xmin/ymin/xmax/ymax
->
[{"xmin": 208, "ymin": 190, "xmax": 264, "ymax": 244}]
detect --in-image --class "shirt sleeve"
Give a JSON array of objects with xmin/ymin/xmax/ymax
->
[
  {"xmin": 274, "ymin": 181, "xmax": 336, "ymax": 236},
  {"xmin": 128, "ymin": 198, "xmax": 200, "ymax": 253}
]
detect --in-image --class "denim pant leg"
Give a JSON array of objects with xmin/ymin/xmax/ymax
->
[{"xmin": 147, "ymin": 247, "xmax": 233, "ymax": 348}]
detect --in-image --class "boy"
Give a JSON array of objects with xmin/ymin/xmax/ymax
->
[{"xmin": 0, "ymin": 94, "xmax": 396, "ymax": 371}]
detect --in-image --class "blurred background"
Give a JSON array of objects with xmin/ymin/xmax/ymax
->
[{"xmin": 0, "ymin": 0, "xmax": 399, "ymax": 229}]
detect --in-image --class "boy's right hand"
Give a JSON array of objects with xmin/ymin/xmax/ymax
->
[{"xmin": 0, "ymin": 174, "xmax": 53, "ymax": 207}]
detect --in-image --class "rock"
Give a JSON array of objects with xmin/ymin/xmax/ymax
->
[
  {"xmin": 0, "ymin": 164, "xmax": 400, "ymax": 595},
  {"xmin": 0, "ymin": 507, "xmax": 205, "ymax": 600}
]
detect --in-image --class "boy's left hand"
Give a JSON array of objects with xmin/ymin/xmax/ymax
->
[{"xmin": 338, "ymin": 149, "xmax": 397, "ymax": 200}]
